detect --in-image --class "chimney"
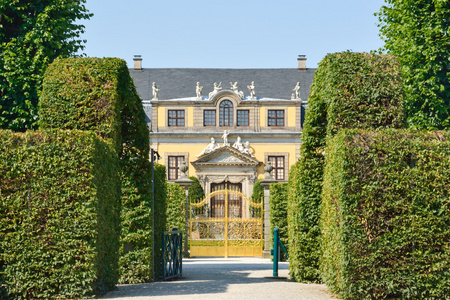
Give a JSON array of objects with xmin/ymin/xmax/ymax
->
[
  {"xmin": 133, "ymin": 55, "xmax": 142, "ymax": 70},
  {"xmin": 297, "ymin": 55, "xmax": 306, "ymax": 70}
]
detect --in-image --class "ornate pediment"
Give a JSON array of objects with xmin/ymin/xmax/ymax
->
[
  {"xmin": 209, "ymin": 153, "xmax": 245, "ymax": 163},
  {"xmin": 192, "ymin": 146, "xmax": 260, "ymax": 167}
]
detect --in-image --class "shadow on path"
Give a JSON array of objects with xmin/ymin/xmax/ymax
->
[{"xmin": 99, "ymin": 258, "xmax": 338, "ymax": 300}]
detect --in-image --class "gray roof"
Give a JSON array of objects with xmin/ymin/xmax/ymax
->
[{"xmin": 130, "ymin": 68, "xmax": 316, "ymax": 101}]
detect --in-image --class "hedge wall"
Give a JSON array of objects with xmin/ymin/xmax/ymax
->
[
  {"xmin": 38, "ymin": 57, "xmax": 156, "ymax": 283},
  {"xmin": 269, "ymin": 182, "xmax": 288, "ymax": 261},
  {"xmin": 321, "ymin": 129, "xmax": 450, "ymax": 300},
  {"xmin": 251, "ymin": 179, "xmax": 264, "ymax": 203},
  {"xmin": 153, "ymin": 164, "xmax": 167, "ymax": 279},
  {"xmin": 166, "ymin": 183, "xmax": 186, "ymax": 233},
  {"xmin": 39, "ymin": 57, "xmax": 149, "ymax": 157},
  {"xmin": 188, "ymin": 176, "xmax": 205, "ymax": 203},
  {"xmin": 0, "ymin": 130, "xmax": 120, "ymax": 299},
  {"xmin": 118, "ymin": 151, "xmax": 153, "ymax": 284},
  {"xmin": 288, "ymin": 52, "xmax": 404, "ymax": 282}
]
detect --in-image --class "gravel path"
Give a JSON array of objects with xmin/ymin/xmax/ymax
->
[{"xmin": 97, "ymin": 257, "xmax": 339, "ymax": 300}]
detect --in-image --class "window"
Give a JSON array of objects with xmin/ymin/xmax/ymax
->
[
  {"xmin": 268, "ymin": 156, "xmax": 285, "ymax": 180},
  {"xmin": 268, "ymin": 110, "xmax": 284, "ymax": 126},
  {"xmin": 168, "ymin": 110, "xmax": 185, "ymax": 126},
  {"xmin": 168, "ymin": 156, "xmax": 185, "ymax": 180},
  {"xmin": 219, "ymin": 100, "xmax": 233, "ymax": 126},
  {"xmin": 237, "ymin": 110, "xmax": 249, "ymax": 126},
  {"xmin": 204, "ymin": 110, "xmax": 216, "ymax": 126}
]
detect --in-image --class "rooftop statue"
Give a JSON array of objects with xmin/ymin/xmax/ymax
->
[
  {"xmin": 293, "ymin": 82, "xmax": 301, "ymax": 99},
  {"xmin": 230, "ymin": 82, "xmax": 244, "ymax": 99},
  {"xmin": 222, "ymin": 130, "xmax": 230, "ymax": 147},
  {"xmin": 196, "ymin": 82, "xmax": 203, "ymax": 99},
  {"xmin": 243, "ymin": 141, "xmax": 255, "ymax": 157},
  {"xmin": 208, "ymin": 82, "xmax": 222, "ymax": 99},
  {"xmin": 232, "ymin": 136, "xmax": 254, "ymax": 157},
  {"xmin": 247, "ymin": 81, "xmax": 256, "ymax": 99},
  {"xmin": 152, "ymin": 82, "xmax": 160, "ymax": 100},
  {"xmin": 196, "ymin": 137, "xmax": 220, "ymax": 157},
  {"xmin": 232, "ymin": 136, "xmax": 244, "ymax": 152}
]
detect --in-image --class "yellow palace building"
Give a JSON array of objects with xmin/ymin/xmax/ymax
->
[{"xmin": 130, "ymin": 55, "xmax": 315, "ymax": 200}]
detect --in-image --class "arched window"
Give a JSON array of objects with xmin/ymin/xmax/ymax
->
[{"xmin": 219, "ymin": 100, "xmax": 233, "ymax": 126}]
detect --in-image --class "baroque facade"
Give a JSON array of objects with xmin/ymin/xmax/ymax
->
[{"xmin": 130, "ymin": 55, "xmax": 315, "ymax": 200}]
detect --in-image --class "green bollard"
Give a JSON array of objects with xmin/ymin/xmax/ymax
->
[{"xmin": 273, "ymin": 227, "xmax": 279, "ymax": 277}]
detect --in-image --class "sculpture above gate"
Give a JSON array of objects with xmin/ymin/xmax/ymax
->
[{"xmin": 196, "ymin": 131, "xmax": 255, "ymax": 158}]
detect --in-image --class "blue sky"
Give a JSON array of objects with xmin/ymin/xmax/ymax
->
[{"xmin": 79, "ymin": 0, "xmax": 387, "ymax": 69}]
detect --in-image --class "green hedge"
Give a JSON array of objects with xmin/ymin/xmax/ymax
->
[
  {"xmin": 269, "ymin": 182, "xmax": 288, "ymax": 261},
  {"xmin": 153, "ymin": 164, "xmax": 167, "ymax": 279},
  {"xmin": 118, "ymin": 152, "xmax": 153, "ymax": 284},
  {"xmin": 188, "ymin": 176, "xmax": 205, "ymax": 203},
  {"xmin": 321, "ymin": 129, "xmax": 450, "ymax": 300},
  {"xmin": 288, "ymin": 52, "xmax": 404, "ymax": 282},
  {"xmin": 0, "ymin": 130, "xmax": 120, "ymax": 299},
  {"xmin": 38, "ymin": 57, "xmax": 155, "ymax": 283},
  {"xmin": 251, "ymin": 180, "xmax": 264, "ymax": 203},
  {"xmin": 39, "ymin": 57, "xmax": 149, "ymax": 156},
  {"xmin": 166, "ymin": 183, "xmax": 186, "ymax": 233}
]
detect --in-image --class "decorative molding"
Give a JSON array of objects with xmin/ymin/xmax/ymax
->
[
  {"xmin": 209, "ymin": 153, "xmax": 244, "ymax": 163},
  {"xmin": 192, "ymin": 145, "xmax": 261, "ymax": 167},
  {"xmin": 206, "ymin": 175, "xmax": 247, "ymax": 184}
]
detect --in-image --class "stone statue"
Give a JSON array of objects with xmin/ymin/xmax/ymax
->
[
  {"xmin": 293, "ymin": 82, "xmax": 300, "ymax": 99},
  {"xmin": 222, "ymin": 130, "xmax": 230, "ymax": 147},
  {"xmin": 230, "ymin": 82, "xmax": 238, "ymax": 92},
  {"xmin": 232, "ymin": 136, "xmax": 244, "ymax": 152},
  {"xmin": 208, "ymin": 82, "xmax": 222, "ymax": 99},
  {"xmin": 247, "ymin": 81, "xmax": 256, "ymax": 99},
  {"xmin": 196, "ymin": 137, "xmax": 220, "ymax": 157},
  {"xmin": 152, "ymin": 82, "xmax": 160, "ymax": 100},
  {"xmin": 230, "ymin": 81, "xmax": 244, "ymax": 98},
  {"xmin": 242, "ymin": 141, "xmax": 254, "ymax": 157},
  {"xmin": 196, "ymin": 82, "xmax": 203, "ymax": 99}
]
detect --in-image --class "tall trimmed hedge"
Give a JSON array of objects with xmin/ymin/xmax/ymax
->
[
  {"xmin": 118, "ymin": 152, "xmax": 153, "ymax": 284},
  {"xmin": 288, "ymin": 52, "xmax": 404, "ymax": 282},
  {"xmin": 0, "ymin": 130, "xmax": 120, "ymax": 299},
  {"xmin": 39, "ymin": 57, "xmax": 149, "ymax": 156},
  {"xmin": 269, "ymin": 182, "xmax": 288, "ymax": 261},
  {"xmin": 153, "ymin": 164, "xmax": 167, "ymax": 279},
  {"xmin": 38, "ymin": 57, "xmax": 157, "ymax": 283},
  {"xmin": 251, "ymin": 179, "xmax": 264, "ymax": 203},
  {"xmin": 166, "ymin": 183, "xmax": 186, "ymax": 233},
  {"xmin": 321, "ymin": 129, "xmax": 450, "ymax": 300},
  {"xmin": 188, "ymin": 176, "xmax": 205, "ymax": 203}
]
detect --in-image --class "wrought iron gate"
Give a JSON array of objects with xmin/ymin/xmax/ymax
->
[{"xmin": 189, "ymin": 187, "xmax": 263, "ymax": 257}]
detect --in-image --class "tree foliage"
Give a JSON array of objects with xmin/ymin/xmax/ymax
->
[
  {"xmin": 377, "ymin": 0, "xmax": 450, "ymax": 130},
  {"xmin": 0, "ymin": 0, "xmax": 92, "ymax": 131},
  {"xmin": 188, "ymin": 176, "xmax": 205, "ymax": 202},
  {"xmin": 251, "ymin": 179, "xmax": 264, "ymax": 203}
]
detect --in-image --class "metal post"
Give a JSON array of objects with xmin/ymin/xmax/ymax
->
[
  {"xmin": 151, "ymin": 148, "xmax": 160, "ymax": 281},
  {"xmin": 273, "ymin": 227, "xmax": 279, "ymax": 277},
  {"xmin": 183, "ymin": 186, "xmax": 189, "ymax": 258},
  {"xmin": 224, "ymin": 188, "xmax": 229, "ymax": 258}
]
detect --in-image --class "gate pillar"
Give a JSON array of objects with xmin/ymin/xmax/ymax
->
[
  {"xmin": 175, "ymin": 161, "xmax": 193, "ymax": 258},
  {"xmin": 260, "ymin": 162, "xmax": 277, "ymax": 258}
]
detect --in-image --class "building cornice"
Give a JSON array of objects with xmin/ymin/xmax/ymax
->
[{"xmin": 149, "ymin": 131, "xmax": 302, "ymax": 138}]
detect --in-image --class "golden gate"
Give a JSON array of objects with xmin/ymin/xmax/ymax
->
[{"xmin": 189, "ymin": 187, "xmax": 263, "ymax": 257}]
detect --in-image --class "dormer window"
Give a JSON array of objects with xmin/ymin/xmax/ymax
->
[{"xmin": 219, "ymin": 100, "xmax": 233, "ymax": 126}]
